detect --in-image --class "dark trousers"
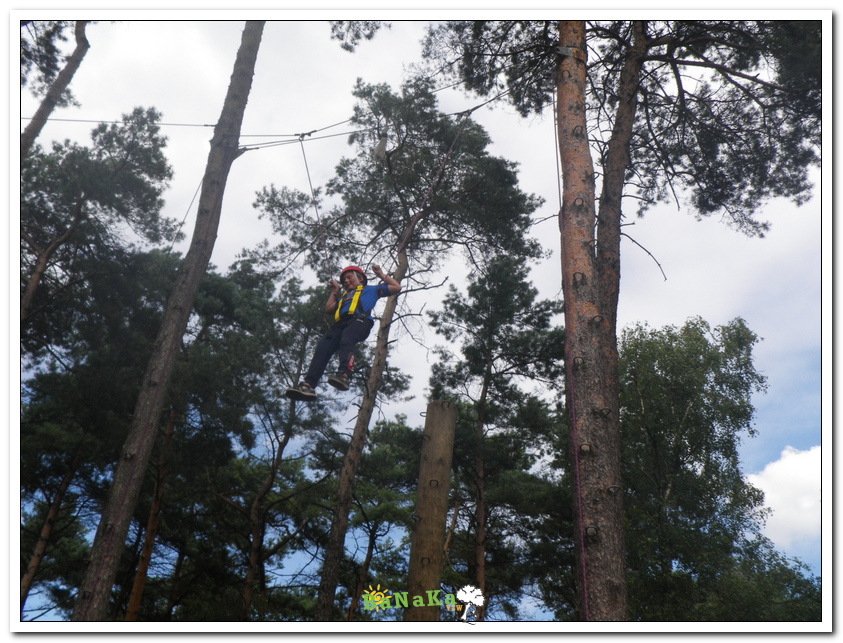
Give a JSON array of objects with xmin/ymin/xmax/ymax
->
[{"xmin": 304, "ymin": 316, "xmax": 374, "ymax": 387}]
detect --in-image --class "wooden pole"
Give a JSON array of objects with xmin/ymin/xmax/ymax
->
[{"xmin": 404, "ymin": 400, "xmax": 457, "ymax": 621}]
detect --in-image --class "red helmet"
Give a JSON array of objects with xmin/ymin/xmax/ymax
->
[{"xmin": 339, "ymin": 266, "xmax": 367, "ymax": 285}]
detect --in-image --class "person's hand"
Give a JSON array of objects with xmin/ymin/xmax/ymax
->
[
  {"xmin": 372, "ymin": 265, "xmax": 384, "ymax": 278},
  {"xmin": 328, "ymin": 279, "xmax": 340, "ymax": 295}
]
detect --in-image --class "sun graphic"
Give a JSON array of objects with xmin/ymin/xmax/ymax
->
[{"xmin": 361, "ymin": 584, "xmax": 390, "ymax": 611}]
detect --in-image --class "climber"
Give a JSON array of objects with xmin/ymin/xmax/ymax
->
[{"xmin": 286, "ymin": 265, "xmax": 401, "ymax": 402}]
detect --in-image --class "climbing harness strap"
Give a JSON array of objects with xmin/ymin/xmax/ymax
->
[{"xmin": 334, "ymin": 285, "xmax": 364, "ymax": 322}]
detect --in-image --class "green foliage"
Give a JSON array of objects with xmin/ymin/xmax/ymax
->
[
  {"xmin": 430, "ymin": 254, "xmax": 564, "ymax": 391},
  {"xmin": 21, "ymin": 260, "xmax": 821, "ymax": 622},
  {"xmin": 329, "ymin": 20, "xmax": 388, "ymax": 53},
  {"xmin": 20, "ymin": 503, "xmax": 90, "ymax": 619},
  {"xmin": 426, "ymin": 255, "xmax": 566, "ymax": 619},
  {"xmin": 618, "ymin": 317, "xmax": 819, "ymax": 621},
  {"xmin": 21, "ymin": 107, "xmax": 178, "ymax": 358},
  {"xmin": 22, "ymin": 106, "xmax": 174, "ymax": 244},
  {"xmin": 422, "ymin": 20, "xmax": 821, "ymax": 236},
  {"xmin": 340, "ymin": 417, "xmax": 421, "ymax": 619},
  {"xmin": 423, "ymin": 21, "xmax": 558, "ymax": 117},
  {"xmin": 437, "ymin": 401, "xmax": 565, "ymax": 620},
  {"xmin": 253, "ymin": 77, "xmax": 543, "ymax": 283},
  {"xmin": 20, "ymin": 20, "xmax": 76, "ymax": 100}
]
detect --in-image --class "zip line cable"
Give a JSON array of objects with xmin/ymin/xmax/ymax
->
[
  {"xmin": 28, "ymin": 83, "xmax": 515, "ymax": 280},
  {"xmin": 244, "ymin": 89, "xmax": 513, "ymax": 279}
]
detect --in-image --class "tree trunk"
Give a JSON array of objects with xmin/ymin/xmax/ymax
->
[
  {"xmin": 314, "ymin": 249, "xmax": 408, "ymax": 620},
  {"xmin": 71, "ymin": 21, "xmax": 264, "ymax": 621},
  {"xmin": 556, "ymin": 19, "xmax": 627, "ymax": 621},
  {"xmin": 404, "ymin": 400, "xmax": 457, "ymax": 622},
  {"xmin": 124, "ymin": 409, "xmax": 176, "ymax": 621},
  {"xmin": 597, "ymin": 20, "xmax": 647, "ymax": 327},
  {"xmin": 241, "ymin": 518, "xmax": 264, "ymax": 621},
  {"xmin": 472, "ymin": 364, "xmax": 491, "ymax": 621},
  {"xmin": 164, "ymin": 549, "xmax": 185, "ymax": 620},
  {"xmin": 20, "ymin": 459, "xmax": 79, "ymax": 612},
  {"xmin": 241, "ymin": 423, "xmax": 291, "ymax": 621},
  {"xmin": 346, "ymin": 523, "xmax": 379, "ymax": 621},
  {"xmin": 20, "ymin": 196, "xmax": 85, "ymax": 323},
  {"xmin": 21, "ymin": 20, "xmax": 90, "ymax": 159}
]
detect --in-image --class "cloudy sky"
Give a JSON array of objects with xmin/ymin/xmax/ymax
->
[{"xmin": 16, "ymin": 15, "xmax": 828, "ymax": 582}]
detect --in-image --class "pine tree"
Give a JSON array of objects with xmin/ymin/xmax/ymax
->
[
  {"xmin": 20, "ymin": 20, "xmax": 91, "ymax": 158},
  {"xmin": 422, "ymin": 19, "xmax": 822, "ymax": 620},
  {"xmin": 255, "ymin": 77, "xmax": 542, "ymax": 619},
  {"xmin": 428, "ymin": 255, "xmax": 564, "ymax": 619},
  {"xmin": 21, "ymin": 107, "xmax": 175, "ymax": 335},
  {"xmin": 71, "ymin": 21, "xmax": 265, "ymax": 621}
]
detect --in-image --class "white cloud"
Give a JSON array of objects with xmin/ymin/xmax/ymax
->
[{"xmin": 746, "ymin": 446, "xmax": 822, "ymax": 551}]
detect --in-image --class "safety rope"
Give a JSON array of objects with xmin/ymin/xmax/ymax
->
[{"xmin": 299, "ymin": 132, "xmax": 332, "ymax": 277}]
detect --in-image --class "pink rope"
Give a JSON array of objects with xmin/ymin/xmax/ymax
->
[
  {"xmin": 554, "ymin": 82, "xmax": 590, "ymax": 620},
  {"xmin": 565, "ymin": 351, "xmax": 591, "ymax": 621},
  {"xmin": 558, "ymin": 231, "xmax": 591, "ymax": 620}
]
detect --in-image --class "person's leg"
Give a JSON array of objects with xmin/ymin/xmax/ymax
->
[
  {"xmin": 334, "ymin": 318, "xmax": 374, "ymax": 377},
  {"xmin": 303, "ymin": 324, "xmax": 344, "ymax": 387}
]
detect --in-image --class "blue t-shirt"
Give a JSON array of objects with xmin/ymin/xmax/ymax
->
[{"xmin": 335, "ymin": 282, "xmax": 391, "ymax": 320}]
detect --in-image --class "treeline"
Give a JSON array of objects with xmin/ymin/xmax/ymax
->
[{"xmin": 19, "ymin": 239, "xmax": 821, "ymax": 621}]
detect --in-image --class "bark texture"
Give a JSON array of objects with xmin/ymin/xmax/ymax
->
[
  {"xmin": 124, "ymin": 409, "xmax": 176, "ymax": 621},
  {"xmin": 404, "ymin": 400, "xmax": 457, "ymax": 621},
  {"xmin": 556, "ymin": 19, "xmax": 628, "ymax": 621}
]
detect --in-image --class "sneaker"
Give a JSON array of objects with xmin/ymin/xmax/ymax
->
[
  {"xmin": 285, "ymin": 382, "xmax": 317, "ymax": 402},
  {"xmin": 327, "ymin": 372, "xmax": 350, "ymax": 391}
]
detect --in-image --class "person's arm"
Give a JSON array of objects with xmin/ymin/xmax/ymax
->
[
  {"xmin": 325, "ymin": 279, "xmax": 341, "ymax": 314},
  {"xmin": 371, "ymin": 265, "xmax": 401, "ymax": 295}
]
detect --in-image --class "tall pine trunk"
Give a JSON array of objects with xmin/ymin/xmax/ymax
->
[
  {"xmin": 556, "ymin": 19, "xmax": 629, "ymax": 621},
  {"xmin": 21, "ymin": 20, "xmax": 90, "ymax": 159},
  {"xmin": 314, "ymin": 249, "xmax": 407, "ymax": 620},
  {"xmin": 71, "ymin": 21, "xmax": 264, "ymax": 621},
  {"xmin": 404, "ymin": 400, "xmax": 457, "ymax": 622}
]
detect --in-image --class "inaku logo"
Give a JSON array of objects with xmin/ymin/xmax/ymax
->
[{"xmin": 361, "ymin": 584, "xmax": 485, "ymax": 622}]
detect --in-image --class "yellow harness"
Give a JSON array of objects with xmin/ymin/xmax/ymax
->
[{"xmin": 334, "ymin": 285, "xmax": 364, "ymax": 322}]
